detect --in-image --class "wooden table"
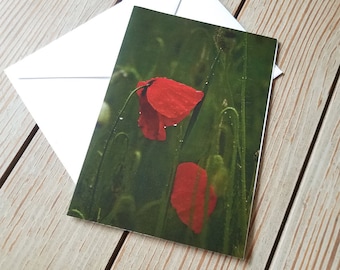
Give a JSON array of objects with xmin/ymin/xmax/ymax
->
[{"xmin": 0, "ymin": 0, "xmax": 339, "ymax": 269}]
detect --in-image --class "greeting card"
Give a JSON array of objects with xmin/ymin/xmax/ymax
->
[{"xmin": 68, "ymin": 6, "xmax": 277, "ymax": 258}]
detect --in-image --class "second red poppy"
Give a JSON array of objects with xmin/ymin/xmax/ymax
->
[{"xmin": 171, "ymin": 162, "xmax": 217, "ymax": 234}]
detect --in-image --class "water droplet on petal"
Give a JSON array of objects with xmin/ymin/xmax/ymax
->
[
  {"xmin": 164, "ymin": 126, "xmax": 167, "ymax": 129},
  {"xmin": 173, "ymin": 124, "xmax": 177, "ymax": 127}
]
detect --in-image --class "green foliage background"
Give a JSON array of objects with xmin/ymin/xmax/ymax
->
[{"xmin": 68, "ymin": 7, "xmax": 277, "ymax": 258}]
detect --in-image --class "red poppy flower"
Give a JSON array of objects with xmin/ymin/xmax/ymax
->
[
  {"xmin": 136, "ymin": 77, "xmax": 204, "ymax": 141},
  {"xmin": 170, "ymin": 162, "xmax": 217, "ymax": 234}
]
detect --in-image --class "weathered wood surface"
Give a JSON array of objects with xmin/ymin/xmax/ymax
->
[
  {"xmin": 270, "ymin": 83, "xmax": 340, "ymax": 270},
  {"xmin": 0, "ymin": 130, "xmax": 122, "ymax": 269},
  {"xmin": 272, "ymin": 81, "xmax": 340, "ymax": 269},
  {"xmin": 0, "ymin": 0, "xmax": 339, "ymax": 269}
]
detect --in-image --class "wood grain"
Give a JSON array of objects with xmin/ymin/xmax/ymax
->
[
  {"xmin": 270, "ymin": 83, "xmax": 339, "ymax": 270},
  {"xmin": 0, "ymin": 130, "xmax": 122, "ymax": 269},
  {"xmin": 111, "ymin": 0, "xmax": 340, "ymax": 269}
]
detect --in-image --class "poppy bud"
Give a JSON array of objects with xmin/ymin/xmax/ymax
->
[{"xmin": 206, "ymin": 155, "xmax": 229, "ymax": 197}]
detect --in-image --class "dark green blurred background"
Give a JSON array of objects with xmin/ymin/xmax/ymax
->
[{"xmin": 68, "ymin": 7, "xmax": 277, "ymax": 258}]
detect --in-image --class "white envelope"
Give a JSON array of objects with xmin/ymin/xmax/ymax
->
[{"xmin": 5, "ymin": 0, "xmax": 282, "ymax": 183}]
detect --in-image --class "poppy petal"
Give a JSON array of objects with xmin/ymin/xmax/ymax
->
[
  {"xmin": 171, "ymin": 162, "xmax": 217, "ymax": 234},
  {"xmin": 146, "ymin": 78, "xmax": 204, "ymax": 122},
  {"xmin": 136, "ymin": 78, "xmax": 203, "ymax": 141},
  {"xmin": 137, "ymin": 87, "xmax": 166, "ymax": 141}
]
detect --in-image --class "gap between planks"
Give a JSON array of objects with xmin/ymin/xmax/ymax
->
[
  {"xmin": 234, "ymin": 0, "xmax": 247, "ymax": 19},
  {"xmin": 264, "ymin": 65, "xmax": 340, "ymax": 270},
  {"xmin": 0, "ymin": 124, "xmax": 39, "ymax": 188}
]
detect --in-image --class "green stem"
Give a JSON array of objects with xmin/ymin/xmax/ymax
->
[
  {"xmin": 239, "ymin": 34, "xmax": 248, "ymax": 240},
  {"xmin": 89, "ymin": 83, "xmax": 150, "ymax": 216},
  {"xmin": 155, "ymin": 125, "xmax": 184, "ymax": 236},
  {"xmin": 219, "ymin": 107, "xmax": 240, "ymax": 154},
  {"xmin": 220, "ymin": 106, "xmax": 240, "ymax": 253},
  {"xmin": 182, "ymin": 48, "xmax": 222, "ymax": 144}
]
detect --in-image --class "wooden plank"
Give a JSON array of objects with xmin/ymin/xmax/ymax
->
[
  {"xmin": 0, "ymin": 0, "xmax": 117, "ymax": 177},
  {"xmin": 0, "ymin": 130, "xmax": 122, "ymax": 269},
  {"xmin": 111, "ymin": 0, "xmax": 340, "ymax": 269},
  {"xmin": 270, "ymin": 82, "xmax": 339, "ymax": 270}
]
